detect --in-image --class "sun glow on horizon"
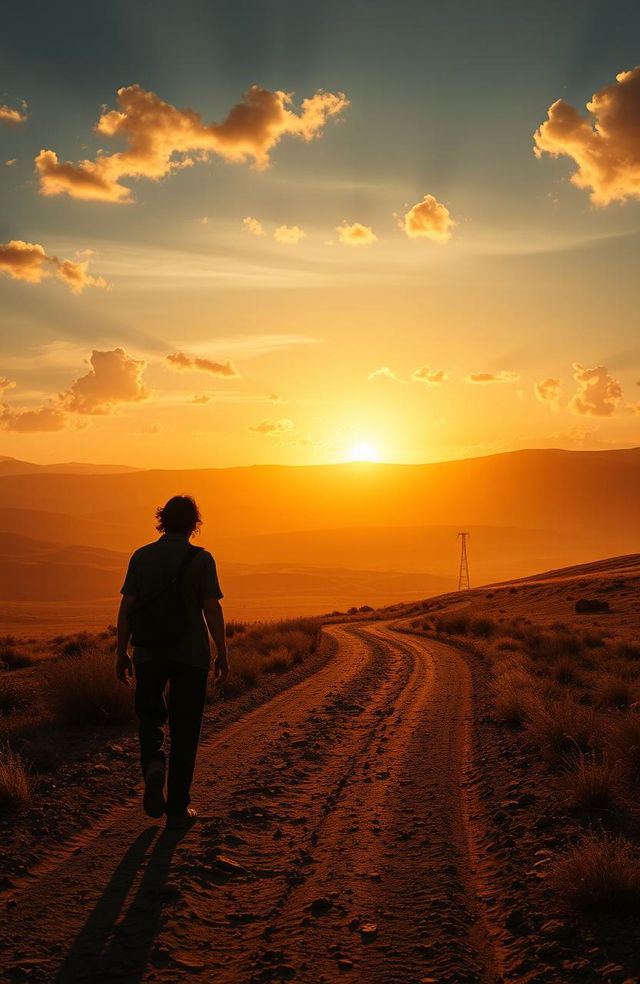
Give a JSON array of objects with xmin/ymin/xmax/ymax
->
[{"xmin": 347, "ymin": 441, "xmax": 380, "ymax": 462}]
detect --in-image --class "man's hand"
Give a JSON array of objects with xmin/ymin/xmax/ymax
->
[
  {"xmin": 213, "ymin": 651, "xmax": 229, "ymax": 685},
  {"xmin": 115, "ymin": 649, "xmax": 133, "ymax": 686}
]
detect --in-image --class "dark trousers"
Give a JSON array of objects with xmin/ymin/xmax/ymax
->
[{"xmin": 134, "ymin": 660, "xmax": 208, "ymax": 815}]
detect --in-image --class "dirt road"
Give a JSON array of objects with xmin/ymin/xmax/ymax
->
[{"xmin": 0, "ymin": 621, "xmax": 504, "ymax": 984}]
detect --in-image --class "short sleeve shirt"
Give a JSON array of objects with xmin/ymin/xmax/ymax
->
[{"xmin": 121, "ymin": 533, "xmax": 223, "ymax": 671}]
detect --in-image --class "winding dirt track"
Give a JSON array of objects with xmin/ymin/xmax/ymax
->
[{"xmin": 0, "ymin": 622, "xmax": 503, "ymax": 984}]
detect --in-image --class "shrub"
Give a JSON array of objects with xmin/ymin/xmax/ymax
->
[
  {"xmin": 493, "ymin": 672, "xmax": 535, "ymax": 727},
  {"xmin": 0, "ymin": 744, "xmax": 31, "ymax": 810},
  {"xmin": 575, "ymin": 598, "xmax": 610, "ymax": 614},
  {"xmin": 593, "ymin": 674, "xmax": 635, "ymax": 710},
  {"xmin": 0, "ymin": 645, "xmax": 33, "ymax": 670},
  {"xmin": 434, "ymin": 613, "xmax": 470, "ymax": 635},
  {"xmin": 525, "ymin": 702, "xmax": 602, "ymax": 766},
  {"xmin": 263, "ymin": 647, "xmax": 293, "ymax": 674},
  {"xmin": 551, "ymin": 833, "xmax": 640, "ymax": 911},
  {"xmin": 614, "ymin": 641, "xmax": 640, "ymax": 661},
  {"xmin": 225, "ymin": 620, "xmax": 246, "ymax": 639},
  {"xmin": 562, "ymin": 753, "xmax": 622, "ymax": 813},
  {"xmin": 608, "ymin": 712, "xmax": 640, "ymax": 784},
  {"xmin": 44, "ymin": 649, "xmax": 134, "ymax": 726},
  {"xmin": 0, "ymin": 683, "xmax": 30, "ymax": 716}
]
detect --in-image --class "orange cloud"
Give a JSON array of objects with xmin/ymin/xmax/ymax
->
[
  {"xmin": 535, "ymin": 377, "xmax": 563, "ymax": 410},
  {"xmin": 569, "ymin": 363, "xmax": 622, "ymax": 417},
  {"xmin": 165, "ymin": 352, "xmax": 239, "ymax": 377},
  {"xmin": 336, "ymin": 222, "xmax": 377, "ymax": 245},
  {"xmin": 274, "ymin": 224, "xmax": 306, "ymax": 244},
  {"xmin": 464, "ymin": 371, "xmax": 520, "ymax": 384},
  {"xmin": 191, "ymin": 394, "xmax": 210, "ymax": 404},
  {"xmin": 62, "ymin": 348, "xmax": 149, "ymax": 415},
  {"xmin": 0, "ymin": 103, "xmax": 28, "ymax": 126},
  {"xmin": 368, "ymin": 366, "xmax": 406, "ymax": 383},
  {"xmin": 0, "ymin": 404, "xmax": 69, "ymax": 433},
  {"xmin": 5, "ymin": 159, "xmax": 16, "ymax": 167},
  {"xmin": 0, "ymin": 377, "xmax": 16, "ymax": 393},
  {"xmin": 35, "ymin": 84, "xmax": 349, "ymax": 203},
  {"xmin": 248, "ymin": 418, "xmax": 294, "ymax": 435},
  {"xmin": 0, "ymin": 240, "xmax": 107, "ymax": 293},
  {"xmin": 243, "ymin": 216, "xmax": 266, "ymax": 236},
  {"xmin": 534, "ymin": 66, "xmax": 640, "ymax": 205},
  {"xmin": 411, "ymin": 365, "xmax": 448, "ymax": 385},
  {"xmin": 401, "ymin": 194, "xmax": 455, "ymax": 242}
]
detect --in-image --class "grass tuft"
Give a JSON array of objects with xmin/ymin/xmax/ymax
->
[
  {"xmin": 0, "ymin": 744, "xmax": 31, "ymax": 810},
  {"xmin": 44, "ymin": 649, "xmax": 134, "ymax": 726},
  {"xmin": 551, "ymin": 833, "xmax": 640, "ymax": 911}
]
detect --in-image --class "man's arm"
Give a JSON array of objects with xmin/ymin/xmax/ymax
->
[
  {"xmin": 203, "ymin": 597, "xmax": 229, "ymax": 683},
  {"xmin": 115, "ymin": 595, "xmax": 135, "ymax": 685}
]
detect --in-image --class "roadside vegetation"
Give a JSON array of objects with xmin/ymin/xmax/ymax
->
[{"xmin": 410, "ymin": 606, "xmax": 640, "ymax": 911}]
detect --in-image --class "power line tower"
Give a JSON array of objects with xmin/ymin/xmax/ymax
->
[{"xmin": 457, "ymin": 532, "xmax": 470, "ymax": 591}]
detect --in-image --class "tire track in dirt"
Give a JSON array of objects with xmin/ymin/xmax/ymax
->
[{"xmin": 0, "ymin": 622, "xmax": 503, "ymax": 984}]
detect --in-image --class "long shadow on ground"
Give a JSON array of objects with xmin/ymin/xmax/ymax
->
[{"xmin": 54, "ymin": 825, "xmax": 188, "ymax": 983}]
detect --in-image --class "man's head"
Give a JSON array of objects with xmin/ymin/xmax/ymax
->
[{"xmin": 155, "ymin": 495, "xmax": 202, "ymax": 537}]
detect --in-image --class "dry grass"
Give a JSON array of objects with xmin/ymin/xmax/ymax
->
[
  {"xmin": 551, "ymin": 832, "xmax": 640, "ymax": 911},
  {"xmin": 212, "ymin": 618, "xmax": 321, "ymax": 700},
  {"xmin": 561, "ymin": 753, "xmax": 622, "ymax": 814},
  {"xmin": 492, "ymin": 670, "xmax": 536, "ymax": 727},
  {"xmin": 44, "ymin": 648, "xmax": 135, "ymax": 726},
  {"xmin": 0, "ymin": 744, "xmax": 31, "ymax": 810},
  {"xmin": 525, "ymin": 701, "xmax": 603, "ymax": 766}
]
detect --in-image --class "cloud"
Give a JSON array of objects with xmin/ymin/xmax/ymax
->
[
  {"xmin": 35, "ymin": 84, "xmax": 349, "ymax": 203},
  {"xmin": 0, "ymin": 404, "xmax": 69, "ymax": 433},
  {"xmin": 274, "ymin": 224, "xmax": 306, "ymax": 244},
  {"xmin": 535, "ymin": 376, "xmax": 563, "ymax": 410},
  {"xmin": 569, "ymin": 363, "xmax": 622, "ymax": 417},
  {"xmin": 62, "ymin": 348, "xmax": 149, "ymax": 415},
  {"xmin": 248, "ymin": 418, "xmax": 294, "ymax": 435},
  {"xmin": 268, "ymin": 393, "xmax": 289, "ymax": 404},
  {"xmin": 464, "ymin": 371, "xmax": 520, "ymax": 384},
  {"xmin": 367, "ymin": 365, "xmax": 406, "ymax": 383},
  {"xmin": 0, "ymin": 240, "xmax": 107, "ymax": 293},
  {"xmin": 243, "ymin": 216, "xmax": 266, "ymax": 236},
  {"xmin": 400, "ymin": 194, "xmax": 455, "ymax": 242},
  {"xmin": 165, "ymin": 352, "xmax": 239, "ymax": 377},
  {"xmin": 336, "ymin": 222, "xmax": 377, "ymax": 245},
  {"xmin": 5, "ymin": 159, "xmax": 16, "ymax": 167},
  {"xmin": 0, "ymin": 377, "xmax": 16, "ymax": 393},
  {"xmin": 0, "ymin": 103, "xmax": 27, "ymax": 126},
  {"xmin": 534, "ymin": 66, "xmax": 640, "ymax": 205},
  {"xmin": 191, "ymin": 394, "xmax": 210, "ymax": 404},
  {"xmin": 411, "ymin": 365, "xmax": 449, "ymax": 385}
]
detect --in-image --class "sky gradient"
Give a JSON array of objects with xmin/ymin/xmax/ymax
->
[{"xmin": 1, "ymin": 0, "xmax": 639, "ymax": 468}]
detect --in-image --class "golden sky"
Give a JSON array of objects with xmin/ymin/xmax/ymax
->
[{"xmin": 1, "ymin": 1, "xmax": 639, "ymax": 468}]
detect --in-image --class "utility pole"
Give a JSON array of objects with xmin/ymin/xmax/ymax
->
[{"xmin": 457, "ymin": 532, "xmax": 470, "ymax": 591}]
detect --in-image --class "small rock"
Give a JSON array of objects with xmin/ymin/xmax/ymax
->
[
  {"xmin": 360, "ymin": 922, "xmax": 378, "ymax": 940},
  {"xmin": 212, "ymin": 854, "xmax": 247, "ymax": 876},
  {"xmin": 310, "ymin": 897, "xmax": 332, "ymax": 915}
]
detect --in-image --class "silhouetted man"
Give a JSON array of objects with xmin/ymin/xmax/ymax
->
[{"xmin": 115, "ymin": 495, "xmax": 228, "ymax": 829}]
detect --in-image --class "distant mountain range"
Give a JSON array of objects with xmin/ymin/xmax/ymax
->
[
  {"xmin": 0, "ymin": 448, "xmax": 638, "ymax": 628},
  {"xmin": 0, "ymin": 456, "xmax": 139, "ymax": 476}
]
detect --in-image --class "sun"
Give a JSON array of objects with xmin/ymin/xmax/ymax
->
[{"xmin": 348, "ymin": 441, "xmax": 380, "ymax": 462}]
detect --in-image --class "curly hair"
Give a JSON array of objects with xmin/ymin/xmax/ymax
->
[{"xmin": 155, "ymin": 495, "xmax": 202, "ymax": 536}]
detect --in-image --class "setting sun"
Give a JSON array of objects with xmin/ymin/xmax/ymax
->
[{"xmin": 348, "ymin": 441, "xmax": 380, "ymax": 462}]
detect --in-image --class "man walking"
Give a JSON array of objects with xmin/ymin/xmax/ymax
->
[{"xmin": 115, "ymin": 495, "xmax": 228, "ymax": 829}]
